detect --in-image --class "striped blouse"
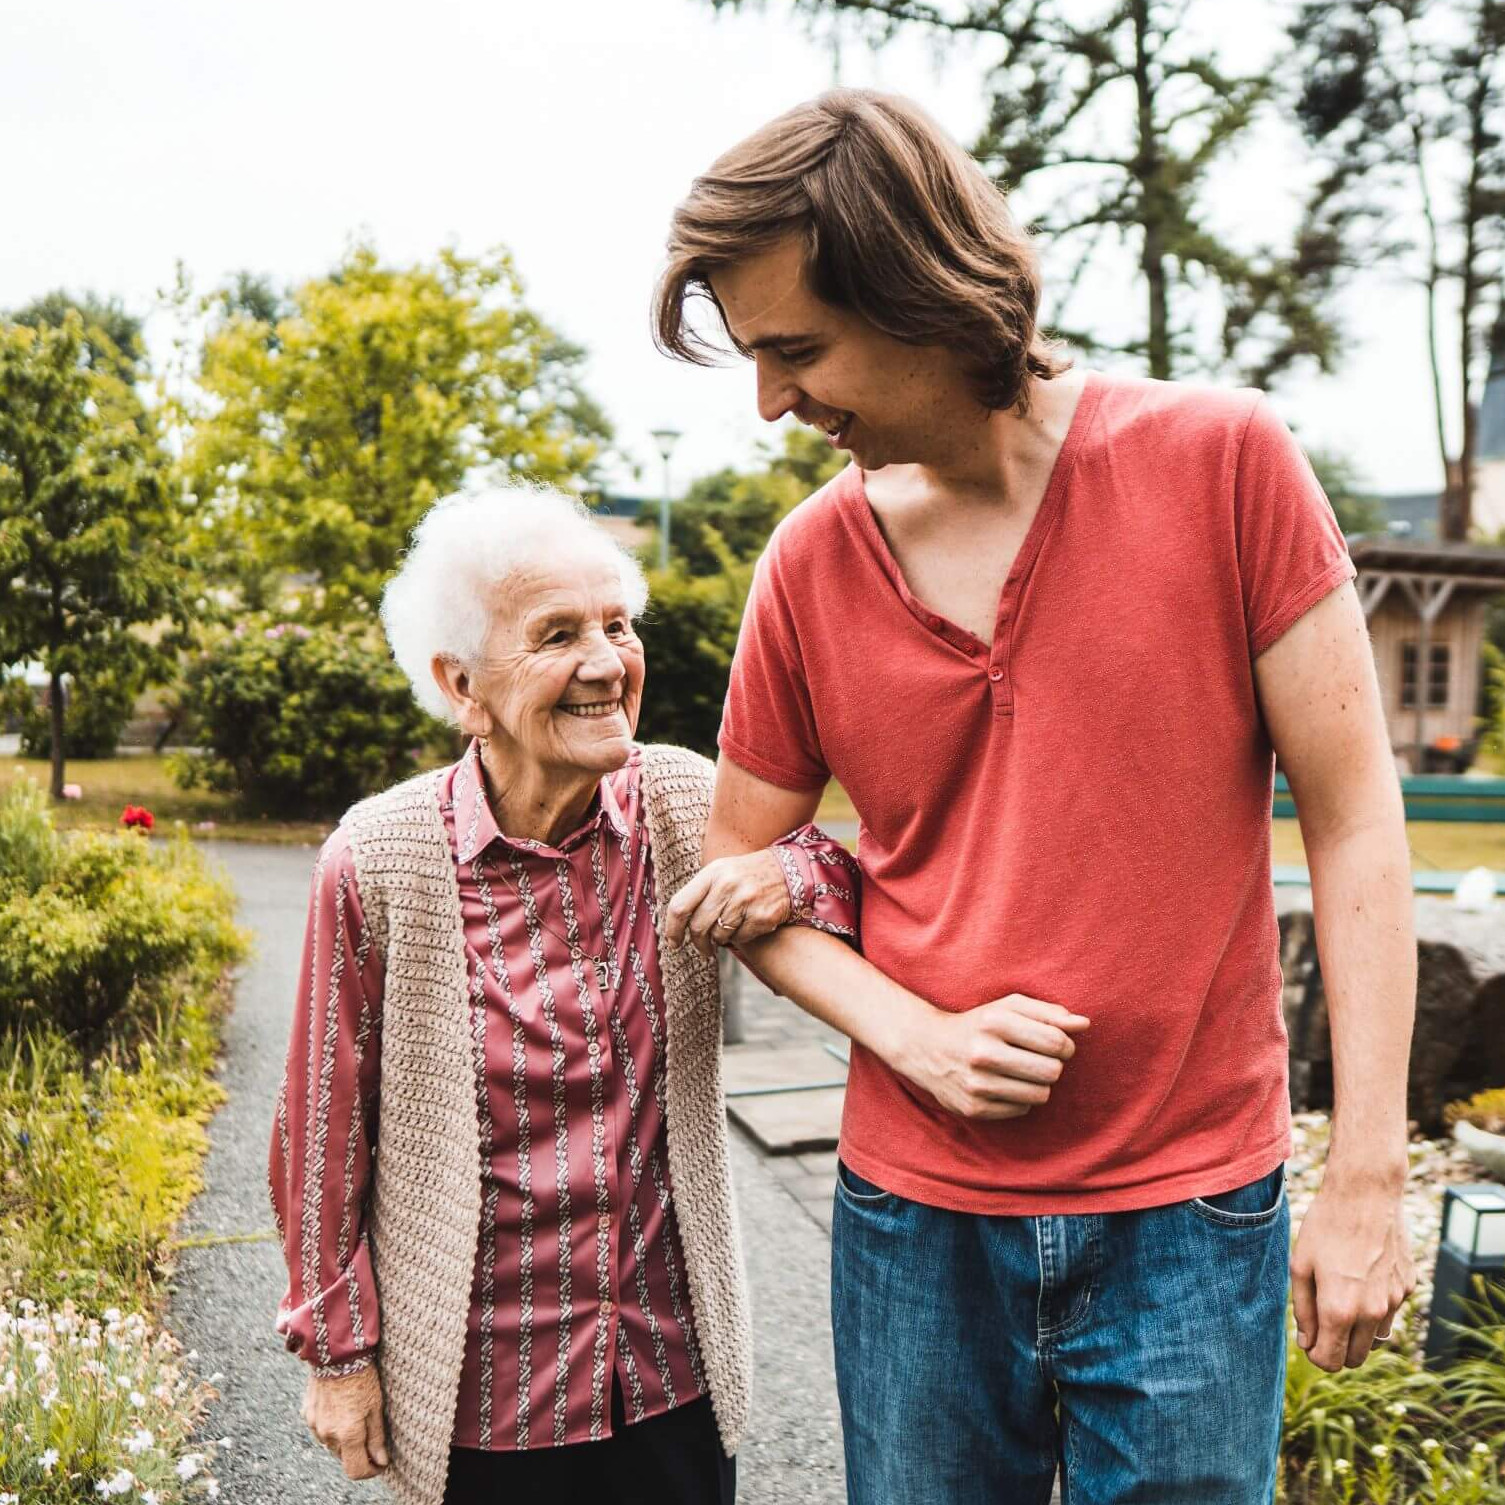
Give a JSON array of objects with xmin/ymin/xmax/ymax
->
[{"xmin": 270, "ymin": 740, "xmax": 858, "ymax": 1451}]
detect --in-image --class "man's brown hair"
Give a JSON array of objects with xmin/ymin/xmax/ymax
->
[{"xmin": 655, "ymin": 88, "xmax": 1067, "ymax": 414}]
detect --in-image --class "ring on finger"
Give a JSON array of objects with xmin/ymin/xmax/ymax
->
[{"xmin": 714, "ymin": 911, "xmax": 738, "ymax": 932}]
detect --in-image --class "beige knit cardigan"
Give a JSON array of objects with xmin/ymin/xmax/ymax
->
[{"xmin": 337, "ymin": 743, "xmax": 751, "ymax": 1505}]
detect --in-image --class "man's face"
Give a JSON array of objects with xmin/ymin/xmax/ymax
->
[{"xmin": 708, "ymin": 235, "xmax": 974, "ymax": 471}]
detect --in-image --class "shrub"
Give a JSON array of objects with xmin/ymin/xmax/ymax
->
[
  {"xmin": 0, "ymin": 1026, "xmax": 226, "ymax": 1306},
  {"xmin": 0, "ymin": 777, "xmax": 59, "ymax": 896},
  {"xmin": 1445, "ymin": 1089, "xmax": 1505, "ymax": 1134},
  {"xmin": 0, "ymin": 789, "xmax": 244, "ymax": 1045},
  {"xmin": 171, "ymin": 616, "xmax": 439, "ymax": 816},
  {"xmin": 0, "ymin": 1299, "xmax": 226, "ymax": 1501},
  {"xmin": 633, "ymin": 561, "xmax": 748, "ymax": 756},
  {"xmin": 1279, "ymin": 1319, "xmax": 1505, "ymax": 1503},
  {"xmin": 2, "ymin": 662, "xmax": 142, "ymax": 760}
]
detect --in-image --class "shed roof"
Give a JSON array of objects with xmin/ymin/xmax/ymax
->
[{"xmin": 1348, "ymin": 537, "xmax": 1505, "ymax": 585}]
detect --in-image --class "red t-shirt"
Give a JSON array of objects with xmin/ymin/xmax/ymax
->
[{"xmin": 719, "ymin": 373, "xmax": 1355, "ymax": 1214}]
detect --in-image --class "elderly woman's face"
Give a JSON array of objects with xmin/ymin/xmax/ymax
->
[{"xmin": 467, "ymin": 555, "xmax": 644, "ymax": 776}]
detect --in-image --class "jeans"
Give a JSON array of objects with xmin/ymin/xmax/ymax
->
[{"xmin": 831, "ymin": 1161, "xmax": 1289, "ymax": 1505}]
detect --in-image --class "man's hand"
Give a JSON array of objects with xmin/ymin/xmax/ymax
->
[
  {"xmin": 302, "ymin": 1366, "xmax": 389, "ymax": 1480},
  {"xmin": 665, "ymin": 849, "xmax": 793, "ymax": 958},
  {"xmin": 1291, "ymin": 1177, "xmax": 1416, "ymax": 1372},
  {"xmin": 892, "ymin": 994, "xmax": 1090, "ymax": 1120}
]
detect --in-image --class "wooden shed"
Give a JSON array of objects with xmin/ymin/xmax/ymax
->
[{"xmin": 1349, "ymin": 539, "xmax": 1505, "ymax": 771}]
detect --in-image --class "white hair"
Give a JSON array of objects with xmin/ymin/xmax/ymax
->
[{"xmin": 380, "ymin": 482, "xmax": 650, "ymax": 722}]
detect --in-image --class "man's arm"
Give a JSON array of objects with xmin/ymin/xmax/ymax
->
[
  {"xmin": 1255, "ymin": 580, "xmax": 1417, "ymax": 1372},
  {"xmin": 667, "ymin": 761, "xmax": 1089, "ymax": 1120}
]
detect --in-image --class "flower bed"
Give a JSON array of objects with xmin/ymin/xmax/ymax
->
[
  {"xmin": 1280, "ymin": 1112, "xmax": 1505, "ymax": 1503},
  {"xmin": 0, "ymin": 781, "xmax": 246, "ymax": 1498},
  {"xmin": 0, "ymin": 1302, "xmax": 225, "ymax": 1502}
]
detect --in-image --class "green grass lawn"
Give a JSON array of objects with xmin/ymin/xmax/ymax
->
[
  {"xmin": 1272, "ymin": 817, "xmax": 1505, "ymax": 873},
  {"xmin": 1, "ymin": 755, "xmax": 332, "ymax": 845},
  {"xmin": 11, "ymin": 757, "xmax": 1505, "ymax": 871}
]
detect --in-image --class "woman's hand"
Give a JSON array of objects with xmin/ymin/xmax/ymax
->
[
  {"xmin": 302, "ymin": 1365, "xmax": 388, "ymax": 1479},
  {"xmin": 666, "ymin": 850, "xmax": 794, "ymax": 958}
]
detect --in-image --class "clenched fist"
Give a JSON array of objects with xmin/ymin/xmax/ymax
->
[
  {"xmin": 896, "ymin": 993, "xmax": 1091, "ymax": 1120},
  {"xmin": 303, "ymin": 1365, "xmax": 389, "ymax": 1480}
]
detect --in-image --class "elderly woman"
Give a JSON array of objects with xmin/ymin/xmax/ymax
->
[{"xmin": 268, "ymin": 484, "xmax": 858, "ymax": 1505}]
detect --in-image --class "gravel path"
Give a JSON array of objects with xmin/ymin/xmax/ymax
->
[{"xmin": 168, "ymin": 842, "xmax": 845, "ymax": 1504}]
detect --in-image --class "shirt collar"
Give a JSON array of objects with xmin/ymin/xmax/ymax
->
[{"xmin": 450, "ymin": 738, "xmax": 629, "ymax": 865}]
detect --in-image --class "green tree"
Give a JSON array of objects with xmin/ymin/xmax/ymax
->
[
  {"xmin": 1288, "ymin": 0, "xmax": 1505, "ymax": 539},
  {"xmin": 0, "ymin": 316, "xmax": 191, "ymax": 797},
  {"xmin": 634, "ymin": 561, "xmax": 750, "ymax": 754},
  {"xmin": 8, "ymin": 289, "xmax": 145, "ymax": 385},
  {"xmin": 177, "ymin": 244, "xmax": 612, "ymax": 617},
  {"xmin": 668, "ymin": 425, "xmax": 846, "ymax": 574},
  {"xmin": 705, "ymin": 0, "xmax": 1342, "ymax": 386},
  {"xmin": 1305, "ymin": 445, "xmax": 1387, "ymax": 535}
]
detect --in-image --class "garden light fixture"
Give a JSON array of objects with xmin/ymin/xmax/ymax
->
[{"xmin": 1424, "ymin": 1183, "xmax": 1505, "ymax": 1368}]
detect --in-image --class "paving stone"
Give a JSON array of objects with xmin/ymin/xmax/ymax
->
[
  {"xmin": 795, "ymin": 1149, "xmax": 840, "ymax": 1177},
  {"xmin": 728, "ymin": 1085, "xmax": 847, "ymax": 1155},
  {"xmin": 724, "ymin": 1042, "xmax": 848, "ymax": 1094}
]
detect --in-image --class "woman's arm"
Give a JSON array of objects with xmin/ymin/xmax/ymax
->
[{"xmin": 268, "ymin": 834, "xmax": 390, "ymax": 1478}]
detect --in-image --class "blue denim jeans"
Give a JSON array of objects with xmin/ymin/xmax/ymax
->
[{"xmin": 831, "ymin": 1161, "xmax": 1289, "ymax": 1505}]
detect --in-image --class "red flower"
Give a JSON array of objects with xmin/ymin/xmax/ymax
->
[{"xmin": 120, "ymin": 805, "xmax": 155, "ymax": 831}]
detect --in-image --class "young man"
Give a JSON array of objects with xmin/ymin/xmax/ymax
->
[{"xmin": 659, "ymin": 90, "xmax": 1417, "ymax": 1504}]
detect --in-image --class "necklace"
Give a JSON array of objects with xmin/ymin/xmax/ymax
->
[
  {"xmin": 471, "ymin": 743, "xmax": 617, "ymax": 992},
  {"xmin": 483, "ymin": 855, "xmax": 617, "ymax": 994}
]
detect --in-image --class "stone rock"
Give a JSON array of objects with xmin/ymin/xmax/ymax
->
[
  {"xmin": 1410, "ymin": 939, "xmax": 1484, "ymax": 1133},
  {"xmin": 1279, "ymin": 909, "xmax": 1505, "ymax": 1132}
]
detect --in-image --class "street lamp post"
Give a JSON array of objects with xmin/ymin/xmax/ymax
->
[{"xmin": 650, "ymin": 427, "xmax": 681, "ymax": 571}]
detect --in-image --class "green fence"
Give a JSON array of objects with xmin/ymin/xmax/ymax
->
[{"xmin": 1272, "ymin": 773, "xmax": 1505, "ymax": 823}]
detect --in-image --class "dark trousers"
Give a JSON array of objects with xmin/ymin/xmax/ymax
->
[{"xmin": 442, "ymin": 1386, "xmax": 735, "ymax": 1504}]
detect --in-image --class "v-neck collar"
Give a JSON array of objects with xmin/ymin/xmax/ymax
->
[{"xmin": 842, "ymin": 370, "xmax": 1102, "ymax": 659}]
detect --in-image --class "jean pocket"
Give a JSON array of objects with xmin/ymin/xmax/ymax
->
[
  {"xmin": 835, "ymin": 1158, "xmax": 896, "ymax": 1207},
  {"xmin": 1187, "ymin": 1167, "xmax": 1287, "ymax": 1228}
]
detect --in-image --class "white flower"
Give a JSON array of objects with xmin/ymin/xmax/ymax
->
[
  {"xmin": 1422, "ymin": 1438, "xmax": 1441, "ymax": 1453},
  {"xmin": 1387, "ymin": 1402, "xmax": 1407, "ymax": 1416},
  {"xmin": 1372, "ymin": 1444, "xmax": 1390, "ymax": 1459},
  {"xmin": 1333, "ymin": 1459, "xmax": 1351, "ymax": 1474},
  {"xmin": 39, "ymin": 1448, "xmax": 59, "ymax": 1472},
  {"xmin": 95, "ymin": 1469, "xmax": 135, "ymax": 1497},
  {"xmin": 1474, "ymin": 1441, "xmax": 1491, "ymax": 1456},
  {"xmin": 126, "ymin": 1427, "xmax": 155, "ymax": 1455},
  {"xmin": 206, "ymin": 1482, "xmax": 220, "ymax": 1499},
  {"xmin": 102, "ymin": 1308, "xmax": 122, "ymax": 1325},
  {"xmin": 40, "ymin": 1384, "xmax": 58, "ymax": 1409},
  {"xmin": 176, "ymin": 1455, "xmax": 202, "ymax": 1480},
  {"xmin": 129, "ymin": 1389, "xmax": 146, "ymax": 1407},
  {"xmin": 143, "ymin": 1492, "xmax": 160, "ymax": 1505},
  {"xmin": 2, "ymin": 1492, "xmax": 18, "ymax": 1503}
]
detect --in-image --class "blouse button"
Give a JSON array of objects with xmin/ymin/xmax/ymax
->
[{"xmin": 988, "ymin": 666, "xmax": 1004, "ymax": 683}]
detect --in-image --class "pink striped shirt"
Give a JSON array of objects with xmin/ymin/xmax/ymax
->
[{"xmin": 270, "ymin": 741, "xmax": 858, "ymax": 1451}]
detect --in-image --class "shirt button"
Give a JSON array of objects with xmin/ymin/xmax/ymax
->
[
  {"xmin": 599, "ymin": 1299, "xmax": 613, "ymax": 1318},
  {"xmin": 598, "ymin": 1213, "xmax": 611, "ymax": 1234},
  {"xmin": 988, "ymin": 667, "xmax": 1004, "ymax": 682}
]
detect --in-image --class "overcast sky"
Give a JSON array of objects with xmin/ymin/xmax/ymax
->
[{"xmin": 0, "ymin": 0, "xmax": 1461, "ymax": 497}]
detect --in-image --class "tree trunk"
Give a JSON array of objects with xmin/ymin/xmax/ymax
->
[
  {"xmin": 1440, "ymin": 458, "xmax": 1467, "ymax": 543},
  {"xmin": 1132, "ymin": 0, "xmax": 1172, "ymax": 379},
  {"xmin": 48, "ymin": 668, "xmax": 65, "ymax": 800}
]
